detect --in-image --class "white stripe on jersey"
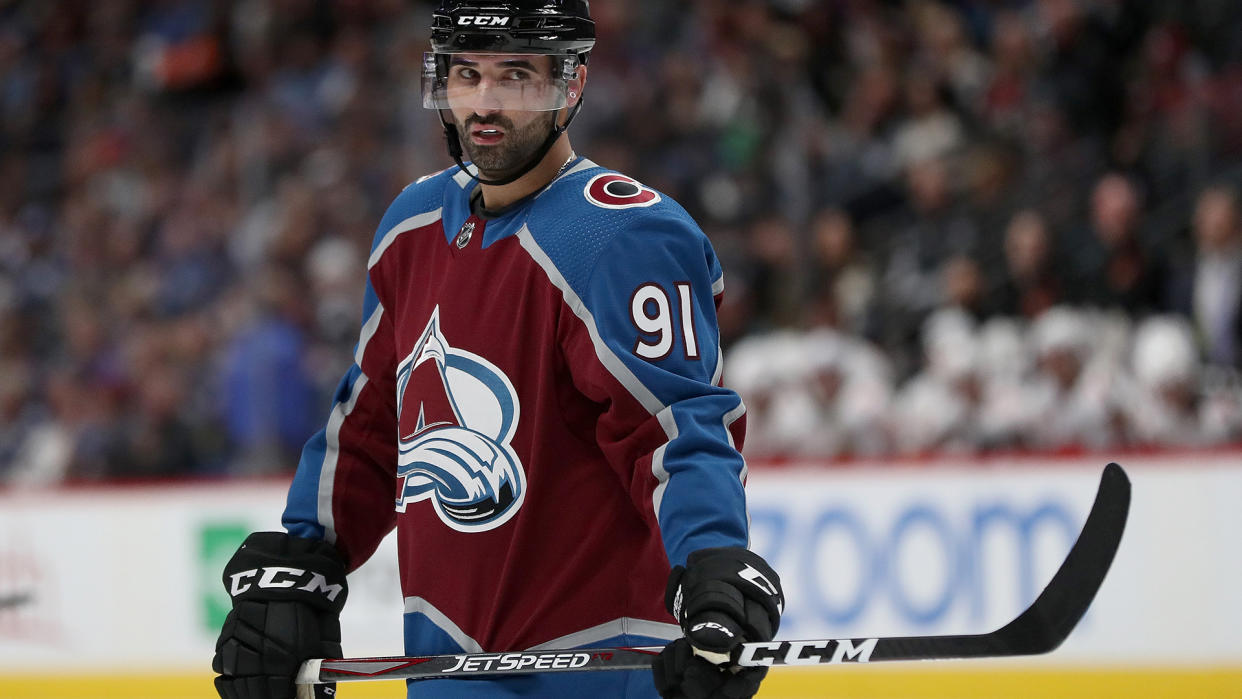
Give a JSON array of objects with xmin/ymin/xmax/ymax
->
[
  {"xmin": 368, "ymin": 209, "xmax": 443, "ymax": 269},
  {"xmin": 722, "ymin": 400, "xmax": 749, "ymax": 546},
  {"xmin": 711, "ymin": 342, "xmax": 724, "ymax": 388},
  {"xmin": 354, "ymin": 304, "xmax": 384, "ymax": 367},
  {"xmin": 526, "ymin": 617, "xmax": 681, "ymax": 651},
  {"xmin": 404, "ymin": 596, "xmax": 485, "ymax": 653},
  {"xmin": 516, "ymin": 223, "xmax": 746, "ymax": 542},
  {"xmin": 518, "ymin": 222, "xmax": 687, "ymax": 534},
  {"xmin": 515, "ymin": 224, "xmax": 664, "ymax": 415},
  {"xmin": 319, "ymin": 299, "xmax": 388, "ymax": 543},
  {"xmin": 650, "ymin": 406, "xmax": 679, "ymax": 523},
  {"xmin": 547, "ymin": 157, "xmax": 599, "ymax": 189},
  {"xmin": 319, "ymin": 373, "xmax": 369, "ymax": 545},
  {"xmin": 452, "ymin": 166, "xmax": 478, "ymax": 189}
]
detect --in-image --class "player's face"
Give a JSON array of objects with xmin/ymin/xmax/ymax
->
[{"xmin": 447, "ymin": 54, "xmax": 561, "ymax": 178}]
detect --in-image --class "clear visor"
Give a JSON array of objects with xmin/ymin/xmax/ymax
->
[{"xmin": 422, "ymin": 52, "xmax": 572, "ymax": 112}]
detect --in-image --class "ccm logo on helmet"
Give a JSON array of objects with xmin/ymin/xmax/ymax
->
[
  {"xmin": 457, "ymin": 15, "xmax": 510, "ymax": 26},
  {"xmin": 584, "ymin": 174, "xmax": 661, "ymax": 210},
  {"xmin": 228, "ymin": 566, "xmax": 345, "ymax": 602}
]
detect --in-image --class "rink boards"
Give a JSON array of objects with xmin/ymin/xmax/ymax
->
[{"xmin": 1, "ymin": 452, "xmax": 1240, "ymax": 698}]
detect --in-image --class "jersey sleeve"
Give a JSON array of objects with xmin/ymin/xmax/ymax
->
[
  {"xmin": 282, "ymin": 231, "xmax": 402, "ymax": 572},
  {"xmin": 562, "ymin": 209, "xmax": 749, "ymax": 567}
]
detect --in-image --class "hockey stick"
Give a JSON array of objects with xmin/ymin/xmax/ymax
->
[{"xmin": 296, "ymin": 462, "xmax": 1129, "ymax": 689}]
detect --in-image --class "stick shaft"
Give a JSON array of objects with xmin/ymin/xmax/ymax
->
[{"xmin": 298, "ymin": 463, "xmax": 1129, "ymax": 686}]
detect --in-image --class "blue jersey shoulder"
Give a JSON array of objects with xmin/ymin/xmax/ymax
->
[
  {"xmin": 527, "ymin": 162, "xmax": 711, "ymax": 294},
  {"xmin": 371, "ymin": 167, "xmax": 474, "ymax": 252}
]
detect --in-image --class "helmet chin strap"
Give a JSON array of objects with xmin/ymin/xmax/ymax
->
[{"xmin": 440, "ymin": 99, "xmax": 584, "ymax": 187}]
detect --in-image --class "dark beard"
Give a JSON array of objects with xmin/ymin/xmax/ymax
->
[{"xmin": 458, "ymin": 112, "xmax": 555, "ymax": 179}]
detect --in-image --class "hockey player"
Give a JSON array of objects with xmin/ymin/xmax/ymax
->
[{"xmin": 212, "ymin": 2, "xmax": 783, "ymax": 698}]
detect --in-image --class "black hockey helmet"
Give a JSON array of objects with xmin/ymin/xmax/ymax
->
[
  {"xmin": 430, "ymin": 0, "xmax": 595, "ymax": 64},
  {"xmin": 425, "ymin": 1, "xmax": 595, "ymax": 186}
]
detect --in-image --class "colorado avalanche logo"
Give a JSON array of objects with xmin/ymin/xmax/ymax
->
[
  {"xmin": 584, "ymin": 173, "xmax": 661, "ymax": 209},
  {"xmin": 394, "ymin": 307, "xmax": 525, "ymax": 532}
]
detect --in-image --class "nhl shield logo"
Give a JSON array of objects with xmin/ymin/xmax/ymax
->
[
  {"xmin": 455, "ymin": 220, "xmax": 474, "ymax": 249},
  {"xmin": 394, "ymin": 306, "xmax": 525, "ymax": 532}
]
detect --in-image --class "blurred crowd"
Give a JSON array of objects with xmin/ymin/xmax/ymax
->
[
  {"xmin": 733, "ymin": 307, "xmax": 1242, "ymax": 458},
  {"xmin": 2, "ymin": 0, "xmax": 1242, "ymax": 484}
]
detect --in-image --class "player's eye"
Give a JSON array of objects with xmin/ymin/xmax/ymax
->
[{"xmin": 451, "ymin": 66, "xmax": 479, "ymax": 82}]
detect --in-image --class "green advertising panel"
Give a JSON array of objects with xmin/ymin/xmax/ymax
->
[{"xmin": 199, "ymin": 522, "xmax": 251, "ymax": 632}]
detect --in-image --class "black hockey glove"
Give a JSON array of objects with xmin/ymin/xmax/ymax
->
[
  {"xmin": 653, "ymin": 546, "xmax": 783, "ymax": 699},
  {"xmin": 653, "ymin": 638, "xmax": 768, "ymax": 699},
  {"xmin": 212, "ymin": 532, "xmax": 348, "ymax": 699}
]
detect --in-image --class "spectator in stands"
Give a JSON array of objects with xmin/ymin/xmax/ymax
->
[
  {"xmin": 1020, "ymin": 307, "xmax": 1126, "ymax": 450},
  {"xmin": 3, "ymin": 368, "xmax": 76, "ymax": 487},
  {"xmin": 974, "ymin": 317, "xmax": 1033, "ymax": 449},
  {"xmin": 743, "ymin": 215, "xmax": 802, "ymax": 330},
  {"xmin": 910, "ymin": 0, "xmax": 989, "ymax": 116},
  {"xmin": 1072, "ymin": 173, "xmax": 1168, "ymax": 314},
  {"xmin": 994, "ymin": 209, "xmax": 1066, "ymax": 319},
  {"xmin": 800, "ymin": 329, "xmax": 894, "ymax": 458},
  {"xmin": 1033, "ymin": 0, "xmax": 1127, "ymax": 140},
  {"xmin": 725, "ymin": 331, "xmax": 818, "ymax": 459},
  {"xmin": 0, "ymin": 361, "xmax": 42, "ymax": 482},
  {"xmin": 891, "ymin": 67, "xmax": 965, "ymax": 173},
  {"xmin": 1122, "ymin": 315, "xmax": 1242, "ymax": 446},
  {"xmin": 804, "ymin": 207, "xmax": 877, "ymax": 337},
  {"xmin": 880, "ymin": 156, "xmax": 979, "ymax": 371},
  {"xmin": 1117, "ymin": 19, "xmax": 1215, "ymax": 202},
  {"xmin": 980, "ymin": 11, "xmax": 1037, "ymax": 141},
  {"xmin": 216, "ymin": 265, "xmax": 319, "ymax": 475},
  {"xmin": 889, "ymin": 308, "xmax": 984, "ymax": 455},
  {"xmin": 940, "ymin": 254, "xmax": 992, "ymax": 322},
  {"xmin": 1167, "ymin": 185, "xmax": 1242, "ymax": 368},
  {"xmin": 812, "ymin": 61, "xmax": 902, "ymax": 207}
]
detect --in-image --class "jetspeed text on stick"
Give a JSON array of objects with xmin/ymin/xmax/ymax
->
[{"xmin": 442, "ymin": 652, "xmax": 592, "ymax": 674}]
